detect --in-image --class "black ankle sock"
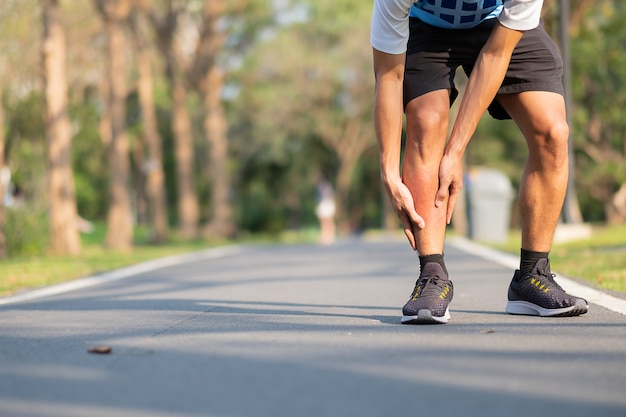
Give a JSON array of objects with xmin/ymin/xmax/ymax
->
[
  {"xmin": 419, "ymin": 254, "xmax": 448, "ymax": 277},
  {"xmin": 520, "ymin": 248, "xmax": 549, "ymax": 277}
]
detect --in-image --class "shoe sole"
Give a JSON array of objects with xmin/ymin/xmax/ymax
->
[
  {"xmin": 401, "ymin": 308, "xmax": 450, "ymax": 324},
  {"xmin": 506, "ymin": 300, "xmax": 588, "ymax": 317}
]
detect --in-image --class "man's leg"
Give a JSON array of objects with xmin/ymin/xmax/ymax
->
[
  {"xmin": 404, "ymin": 90, "xmax": 450, "ymax": 255},
  {"xmin": 498, "ymin": 91, "xmax": 588, "ymax": 316},
  {"xmin": 499, "ymin": 91, "xmax": 568, "ymax": 251},
  {"xmin": 400, "ymin": 90, "xmax": 454, "ymax": 324}
]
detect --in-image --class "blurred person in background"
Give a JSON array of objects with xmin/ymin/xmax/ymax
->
[{"xmin": 316, "ymin": 179, "xmax": 337, "ymax": 245}]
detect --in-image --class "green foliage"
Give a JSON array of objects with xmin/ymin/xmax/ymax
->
[
  {"xmin": 70, "ymin": 99, "xmax": 108, "ymax": 221},
  {"xmin": 4, "ymin": 208, "xmax": 49, "ymax": 257},
  {"xmin": 0, "ymin": 0, "xmax": 624, "ymax": 294},
  {"xmin": 0, "ymin": 0, "xmax": 41, "ymax": 88},
  {"xmin": 232, "ymin": 132, "xmax": 328, "ymax": 233},
  {"xmin": 467, "ymin": 117, "xmax": 528, "ymax": 190},
  {"xmin": 569, "ymin": 1, "xmax": 626, "ymax": 222},
  {"xmin": 2, "ymin": 0, "xmax": 625, "ymax": 261},
  {"xmin": 3, "ymin": 91, "xmax": 47, "ymax": 209},
  {"xmin": 228, "ymin": 0, "xmax": 378, "ymax": 233}
]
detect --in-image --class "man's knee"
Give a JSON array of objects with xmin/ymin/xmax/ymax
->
[
  {"xmin": 548, "ymin": 117, "xmax": 569, "ymax": 144},
  {"xmin": 405, "ymin": 92, "xmax": 450, "ymax": 136},
  {"xmin": 530, "ymin": 118, "xmax": 569, "ymax": 167}
]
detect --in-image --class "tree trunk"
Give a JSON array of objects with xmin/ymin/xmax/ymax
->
[
  {"xmin": 203, "ymin": 68, "xmax": 233, "ymax": 238},
  {"xmin": 147, "ymin": 3, "xmax": 200, "ymax": 239},
  {"xmin": 606, "ymin": 183, "xmax": 626, "ymax": 225},
  {"xmin": 132, "ymin": 133, "xmax": 148, "ymax": 225},
  {"xmin": 170, "ymin": 77, "xmax": 200, "ymax": 239},
  {"xmin": 131, "ymin": 12, "xmax": 168, "ymax": 242},
  {"xmin": 99, "ymin": 4, "xmax": 133, "ymax": 250},
  {"xmin": 42, "ymin": 0, "xmax": 81, "ymax": 256},
  {"xmin": 0, "ymin": 87, "xmax": 6, "ymax": 259},
  {"xmin": 558, "ymin": 0, "xmax": 584, "ymax": 224},
  {"xmin": 326, "ymin": 118, "xmax": 370, "ymax": 234},
  {"xmin": 187, "ymin": 0, "xmax": 233, "ymax": 238}
]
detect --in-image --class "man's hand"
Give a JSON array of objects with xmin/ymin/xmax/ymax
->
[
  {"xmin": 373, "ymin": 47, "xmax": 423, "ymax": 249},
  {"xmin": 384, "ymin": 177, "xmax": 425, "ymax": 250},
  {"xmin": 435, "ymin": 22, "xmax": 523, "ymax": 224},
  {"xmin": 435, "ymin": 152, "xmax": 464, "ymax": 225}
]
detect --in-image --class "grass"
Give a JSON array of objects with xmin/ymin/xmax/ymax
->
[
  {"xmin": 488, "ymin": 223, "xmax": 626, "ymax": 295},
  {"xmin": 0, "ymin": 225, "xmax": 219, "ymax": 297},
  {"xmin": 1, "ymin": 222, "xmax": 625, "ymax": 298}
]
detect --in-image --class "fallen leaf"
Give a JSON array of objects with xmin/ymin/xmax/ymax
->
[{"xmin": 88, "ymin": 345, "xmax": 112, "ymax": 354}]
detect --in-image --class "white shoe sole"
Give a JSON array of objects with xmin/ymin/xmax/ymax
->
[
  {"xmin": 401, "ymin": 308, "xmax": 450, "ymax": 324},
  {"xmin": 506, "ymin": 300, "xmax": 588, "ymax": 317}
]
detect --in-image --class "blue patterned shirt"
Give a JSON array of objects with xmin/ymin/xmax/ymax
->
[
  {"xmin": 410, "ymin": 0, "xmax": 503, "ymax": 29},
  {"xmin": 371, "ymin": 0, "xmax": 544, "ymax": 54}
]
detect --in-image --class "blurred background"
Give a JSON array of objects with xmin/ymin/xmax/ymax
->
[{"xmin": 0, "ymin": 0, "xmax": 624, "ymax": 262}]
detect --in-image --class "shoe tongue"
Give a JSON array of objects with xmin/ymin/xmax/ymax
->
[
  {"xmin": 531, "ymin": 258, "xmax": 551, "ymax": 275},
  {"xmin": 421, "ymin": 262, "xmax": 447, "ymax": 280}
]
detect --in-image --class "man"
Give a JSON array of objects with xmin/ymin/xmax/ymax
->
[{"xmin": 371, "ymin": 0, "xmax": 588, "ymax": 324}]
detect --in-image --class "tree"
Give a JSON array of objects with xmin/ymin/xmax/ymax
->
[
  {"xmin": 189, "ymin": 0, "xmax": 267, "ymax": 238},
  {"xmin": 309, "ymin": 19, "xmax": 377, "ymax": 233},
  {"xmin": 536, "ymin": 1, "xmax": 626, "ymax": 224},
  {"xmin": 143, "ymin": 0, "xmax": 272, "ymax": 239},
  {"xmin": 537, "ymin": 1, "xmax": 626, "ymax": 224},
  {"xmin": 144, "ymin": 0, "xmax": 200, "ymax": 239},
  {"xmin": 542, "ymin": 0, "xmax": 594, "ymax": 224},
  {"xmin": 129, "ymin": 9, "xmax": 169, "ymax": 242},
  {"xmin": 572, "ymin": 1, "xmax": 626, "ymax": 223},
  {"xmin": 42, "ymin": 0, "xmax": 81, "ymax": 255},
  {"xmin": 302, "ymin": 0, "xmax": 378, "ymax": 233},
  {"xmin": 0, "ymin": 86, "xmax": 6, "ymax": 259},
  {"xmin": 95, "ymin": 0, "xmax": 134, "ymax": 249},
  {"xmin": 226, "ymin": 0, "xmax": 381, "ymax": 234},
  {"xmin": 246, "ymin": 0, "xmax": 376, "ymax": 233},
  {"xmin": 190, "ymin": 0, "xmax": 233, "ymax": 238}
]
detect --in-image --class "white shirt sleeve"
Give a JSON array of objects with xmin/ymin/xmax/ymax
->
[
  {"xmin": 370, "ymin": 0, "xmax": 414, "ymax": 55},
  {"xmin": 498, "ymin": 0, "xmax": 544, "ymax": 31}
]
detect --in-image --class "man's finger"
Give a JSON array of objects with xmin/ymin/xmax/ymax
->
[
  {"xmin": 446, "ymin": 192, "xmax": 458, "ymax": 224},
  {"xmin": 398, "ymin": 211, "xmax": 416, "ymax": 250},
  {"xmin": 403, "ymin": 226, "xmax": 416, "ymax": 251}
]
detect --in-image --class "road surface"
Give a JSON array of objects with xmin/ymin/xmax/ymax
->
[{"xmin": 1, "ymin": 237, "xmax": 625, "ymax": 417}]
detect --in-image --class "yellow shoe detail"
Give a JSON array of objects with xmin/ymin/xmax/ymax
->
[
  {"xmin": 439, "ymin": 285, "xmax": 450, "ymax": 300},
  {"xmin": 411, "ymin": 284, "xmax": 423, "ymax": 300}
]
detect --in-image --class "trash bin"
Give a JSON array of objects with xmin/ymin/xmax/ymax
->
[{"xmin": 466, "ymin": 168, "xmax": 514, "ymax": 243}]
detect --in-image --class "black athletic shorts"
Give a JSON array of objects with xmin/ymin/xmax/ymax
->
[{"xmin": 403, "ymin": 17, "xmax": 564, "ymax": 120}]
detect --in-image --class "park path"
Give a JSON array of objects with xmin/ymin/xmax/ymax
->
[{"xmin": 1, "ymin": 237, "xmax": 625, "ymax": 417}]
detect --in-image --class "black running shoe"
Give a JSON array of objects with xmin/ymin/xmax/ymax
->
[
  {"xmin": 401, "ymin": 263, "xmax": 453, "ymax": 324},
  {"xmin": 506, "ymin": 258, "xmax": 588, "ymax": 317}
]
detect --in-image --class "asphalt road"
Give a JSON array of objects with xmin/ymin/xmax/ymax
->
[{"xmin": 1, "ymin": 238, "xmax": 625, "ymax": 417}]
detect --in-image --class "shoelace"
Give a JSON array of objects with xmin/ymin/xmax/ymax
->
[
  {"xmin": 411, "ymin": 276, "xmax": 449, "ymax": 300},
  {"xmin": 534, "ymin": 266, "xmax": 565, "ymax": 291}
]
